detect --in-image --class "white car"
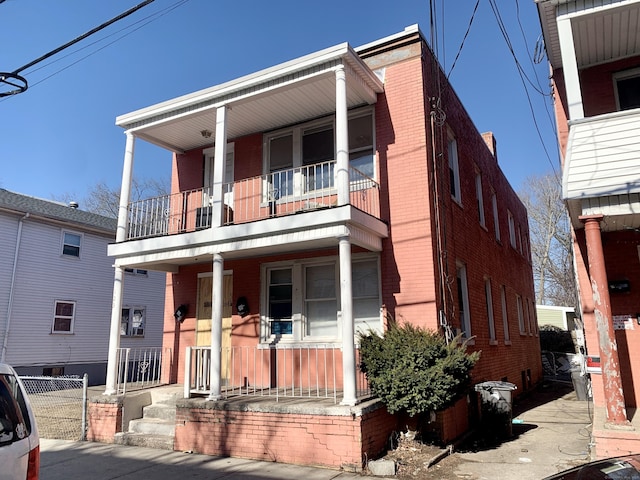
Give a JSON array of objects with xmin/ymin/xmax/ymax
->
[{"xmin": 0, "ymin": 363, "xmax": 39, "ymax": 480}]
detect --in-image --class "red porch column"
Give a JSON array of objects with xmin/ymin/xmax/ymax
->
[{"xmin": 580, "ymin": 215, "xmax": 630, "ymax": 428}]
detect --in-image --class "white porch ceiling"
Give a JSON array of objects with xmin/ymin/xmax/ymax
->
[
  {"xmin": 117, "ymin": 43, "xmax": 384, "ymax": 153},
  {"xmin": 537, "ymin": 0, "xmax": 640, "ymax": 69}
]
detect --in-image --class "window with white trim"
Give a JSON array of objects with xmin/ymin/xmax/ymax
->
[
  {"xmin": 62, "ymin": 231, "xmax": 81, "ymax": 257},
  {"xmin": 52, "ymin": 301, "xmax": 75, "ymax": 334},
  {"xmin": 456, "ymin": 262, "xmax": 471, "ymax": 338},
  {"xmin": 507, "ymin": 210, "xmax": 516, "ymax": 248},
  {"xmin": 485, "ymin": 278, "xmax": 496, "ymax": 342},
  {"xmin": 264, "ymin": 110, "xmax": 375, "ymax": 200},
  {"xmin": 124, "ymin": 268, "xmax": 148, "ymax": 276},
  {"xmin": 501, "ymin": 285, "xmax": 510, "ymax": 342},
  {"xmin": 491, "ymin": 192, "xmax": 500, "ymax": 241},
  {"xmin": 516, "ymin": 294, "xmax": 525, "ymax": 333},
  {"xmin": 121, "ymin": 307, "xmax": 145, "ymax": 337},
  {"xmin": 614, "ymin": 68, "xmax": 640, "ymax": 111},
  {"xmin": 262, "ymin": 255, "xmax": 381, "ymax": 342},
  {"xmin": 476, "ymin": 173, "xmax": 485, "ymax": 227},
  {"xmin": 448, "ymin": 136, "xmax": 461, "ymax": 203}
]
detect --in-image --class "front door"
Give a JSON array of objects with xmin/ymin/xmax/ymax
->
[{"xmin": 196, "ymin": 273, "xmax": 233, "ymax": 384}]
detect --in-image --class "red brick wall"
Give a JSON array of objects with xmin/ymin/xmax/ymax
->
[
  {"xmin": 86, "ymin": 400, "xmax": 123, "ymax": 443},
  {"xmin": 174, "ymin": 404, "xmax": 396, "ymax": 471}
]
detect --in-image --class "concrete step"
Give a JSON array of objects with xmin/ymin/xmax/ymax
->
[
  {"xmin": 114, "ymin": 432, "xmax": 174, "ymax": 451},
  {"xmin": 128, "ymin": 417, "xmax": 175, "ymax": 436},
  {"xmin": 149, "ymin": 386, "xmax": 184, "ymax": 405},
  {"xmin": 143, "ymin": 403, "xmax": 176, "ymax": 422}
]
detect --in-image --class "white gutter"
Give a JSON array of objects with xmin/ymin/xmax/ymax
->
[{"xmin": 1, "ymin": 212, "xmax": 29, "ymax": 362}]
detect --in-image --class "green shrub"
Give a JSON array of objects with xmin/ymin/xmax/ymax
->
[{"xmin": 359, "ymin": 323, "xmax": 480, "ymax": 417}]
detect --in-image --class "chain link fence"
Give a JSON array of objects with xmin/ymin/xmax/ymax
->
[{"xmin": 20, "ymin": 374, "xmax": 88, "ymax": 441}]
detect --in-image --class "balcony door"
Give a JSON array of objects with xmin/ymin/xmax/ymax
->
[
  {"xmin": 196, "ymin": 272, "xmax": 233, "ymax": 384},
  {"xmin": 203, "ymin": 143, "xmax": 235, "ymax": 208}
]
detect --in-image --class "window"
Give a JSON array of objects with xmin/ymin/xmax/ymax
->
[
  {"xmin": 0, "ymin": 371, "xmax": 34, "ymax": 446},
  {"xmin": 262, "ymin": 255, "xmax": 381, "ymax": 342},
  {"xmin": 501, "ymin": 285, "xmax": 510, "ymax": 342},
  {"xmin": 476, "ymin": 173, "xmax": 485, "ymax": 227},
  {"xmin": 124, "ymin": 268, "xmax": 148, "ymax": 276},
  {"xmin": 53, "ymin": 301, "xmax": 75, "ymax": 333},
  {"xmin": 448, "ymin": 137, "xmax": 461, "ymax": 203},
  {"xmin": 268, "ymin": 268, "xmax": 293, "ymax": 336},
  {"xmin": 62, "ymin": 231, "xmax": 81, "ymax": 257},
  {"xmin": 614, "ymin": 68, "xmax": 640, "ymax": 111},
  {"xmin": 516, "ymin": 295, "xmax": 525, "ymax": 333},
  {"xmin": 491, "ymin": 192, "xmax": 500, "ymax": 241},
  {"xmin": 121, "ymin": 307, "xmax": 145, "ymax": 337},
  {"xmin": 485, "ymin": 278, "xmax": 496, "ymax": 342},
  {"xmin": 456, "ymin": 262, "xmax": 471, "ymax": 338},
  {"xmin": 507, "ymin": 210, "xmax": 516, "ymax": 248},
  {"xmin": 265, "ymin": 110, "xmax": 375, "ymax": 199}
]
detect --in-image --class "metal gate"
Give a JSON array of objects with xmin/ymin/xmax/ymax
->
[{"xmin": 20, "ymin": 374, "xmax": 88, "ymax": 441}]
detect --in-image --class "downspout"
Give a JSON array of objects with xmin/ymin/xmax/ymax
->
[{"xmin": 2, "ymin": 212, "xmax": 30, "ymax": 362}]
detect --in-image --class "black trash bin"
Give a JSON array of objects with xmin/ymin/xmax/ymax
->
[{"xmin": 475, "ymin": 381, "xmax": 517, "ymax": 440}]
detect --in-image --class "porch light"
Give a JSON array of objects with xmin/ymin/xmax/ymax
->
[
  {"xmin": 200, "ymin": 129, "xmax": 212, "ymax": 138},
  {"xmin": 174, "ymin": 304, "xmax": 188, "ymax": 323}
]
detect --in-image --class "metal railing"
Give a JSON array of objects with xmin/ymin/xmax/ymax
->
[
  {"xmin": 126, "ymin": 162, "xmax": 380, "ymax": 240},
  {"xmin": 21, "ymin": 374, "xmax": 88, "ymax": 440},
  {"xmin": 115, "ymin": 347, "xmax": 171, "ymax": 395},
  {"xmin": 185, "ymin": 344, "xmax": 370, "ymax": 403}
]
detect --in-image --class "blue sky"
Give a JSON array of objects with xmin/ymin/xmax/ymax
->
[{"xmin": 1, "ymin": 0, "xmax": 557, "ymax": 204}]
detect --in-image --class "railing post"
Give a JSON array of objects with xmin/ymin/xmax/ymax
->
[{"xmin": 184, "ymin": 346, "xmax": 192, "ymax": 399}]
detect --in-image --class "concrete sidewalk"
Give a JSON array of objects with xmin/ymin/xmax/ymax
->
[
  {"xmin": 40, "ymin": 438, "xmax": 377, "ymax": 480},
  {"xmin": 451, "ymin": 382, "xmax": 593, "ymax": 479}
]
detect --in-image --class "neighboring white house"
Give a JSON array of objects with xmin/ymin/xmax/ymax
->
[
  {"xmin": 0, "ymin": 189, "xmax": 165, "ymax": 384},
  {"xmin": 536, "ymin": 305, "xmax": 576, "ymax": 331}
]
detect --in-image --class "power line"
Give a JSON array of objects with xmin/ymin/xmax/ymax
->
[{"xmin": 446, "ymin": 0, "xmax": 480, "ymax": 81}]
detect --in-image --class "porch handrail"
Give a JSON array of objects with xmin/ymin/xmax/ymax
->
[
  {"xmin": 115, "ymin": 346, "xmax": 171, "ymax": 395},
  {"xmin": 125, "ymin": 162, "xmax": 380, "ymax": 240},
  {"xmin": 185, "ymin": 344, "xmax": 370, "ymax": 403}
]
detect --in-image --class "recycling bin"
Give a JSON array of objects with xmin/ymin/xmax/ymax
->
[{"xmin": 475, "ymin": 381, "xmax": 517, "ymax": 439}]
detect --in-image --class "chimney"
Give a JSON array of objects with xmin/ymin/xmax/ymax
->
[{"xmin": 481, "ymin": 132, "xmax": 498, "ymax": 161}]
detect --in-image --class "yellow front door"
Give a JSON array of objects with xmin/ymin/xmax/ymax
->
[{"xmin": 196, "ymin": 273, "xmax": 233, "ymax": 384}]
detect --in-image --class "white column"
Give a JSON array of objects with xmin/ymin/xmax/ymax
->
[
  {"xmin": 557, "ymin": 15, "xmax": 584, "ymax": 121},
  {"xmin": 105, "ymin": 266, "xmax": 124, "ymax": 395},
  {"xmin": 208, "ymin": 253, "xmax": 224, "ymax": 400},
  {"xmin": 105, "ymin": 132, "xmax": 136, "ymax": 395},
  {"xmin": 335, "ymin": 66, "xmax": 350, "ymax": 206},
  {"xmin": 339, "ymin": 234, "xmax": 357, "ymax": 405},
  {"xmin": 211, "ymin": 106, "xmax": 228, "ymax": 227},
  {"xmin": 116, "ymin": 132, "xmax": 135, "ymax": 242}
]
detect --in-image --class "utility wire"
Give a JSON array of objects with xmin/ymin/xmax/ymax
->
[{"xmin": 446, "ymin": 0, "xmax": 480, "ymax": 80}]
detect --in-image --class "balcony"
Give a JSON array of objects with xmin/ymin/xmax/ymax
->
[{"xmin": 126, "ymin": 161, "xmax": 380, "ymax": 241}]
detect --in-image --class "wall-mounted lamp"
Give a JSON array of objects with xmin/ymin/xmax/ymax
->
[
  {"xmin": 200, "ymin": 129, "xmax": 212, "ymax": 138},
  {"xmin": 174, "ymin": 304, "xmax": 188, "ymax": 323},
  {"xmin": 236, "ymin": 296, "xmax": 249, "ymax": 317}
]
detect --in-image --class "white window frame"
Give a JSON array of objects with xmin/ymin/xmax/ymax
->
[
  {"xmin": 52, "ymin": 300, "xmax": 75, "ymax": 334},
  {"xmin": 476, "ymin": 172, "xmax": 485, "ymax": 227},
  {"xmin": 61, "ymin": 231, "xmax": 82, "ymax": 258},
  {"xmin": 456, "ymin": 262, "xmax": 471, "ymax": 339},
  {"xmin": 448, "ymin": 136, "xmax": 461, "ymax": 204},
  {"xmin": 121, "ymin": 306, "xmax": 146, "ymax": 337},
  {"xmin": 613, "ymin": 67, "xmax": 640, "ymax": 111},
  {"xmin": 507, "ymin": 210, "xmax": 516, "ymax": 248},
  {"xmin": 501, "ymin": 285, "xmax": 510, "ymax": 343},
  {"xmin": 485, "ymin": 278, "xmax": 496, "ymax": 343},
  {"xmin": 260, "ymin": 254, "xmax": 382, "ymax": 343},
  {"xmin": 124, "ymin": 268, "xmax": 148, "ymax": 276},
  {"xmin": 516, "ymin": 294, "xmax": 526, "ymax": 334},
  {"xmin": 491, "ymin": 192, "xmax": 500, "ymax": 241}
]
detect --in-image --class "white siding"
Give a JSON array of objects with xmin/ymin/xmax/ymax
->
[
  {"xmin": 564, "ymin": 110, "xmax": 640, "ymax": 200},
  {"xmin": 1, "ymin": 214, "xmax": 165, "ymax": 369}
]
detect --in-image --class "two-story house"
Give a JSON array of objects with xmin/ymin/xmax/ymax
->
[
  {"xmin": 97, "ymin": 25, "xmax": 541, "ymax": 469},
  {"xmin": 0, "ymin": 189, "xmax": 166, "ymax": 385},
  {"xmin": 537, "ymin": 0, "xmax": 640, "ymax": 458}
]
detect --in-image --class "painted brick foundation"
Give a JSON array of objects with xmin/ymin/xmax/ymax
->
[{"xmin": 87, "ymin": 397, "xmax": 123, "ymax": 443}]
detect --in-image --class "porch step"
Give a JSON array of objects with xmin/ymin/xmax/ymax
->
[
  {"xmin": 142, "ymin": 403, "xmax": 176, "ymax": 422},
  {"xmin": 128, "ymin": 417, "xmax": 175, "ymax": 436},
  {"xmin": 114, "ymin": 432, "xmax": 174, "ymax": 451}
]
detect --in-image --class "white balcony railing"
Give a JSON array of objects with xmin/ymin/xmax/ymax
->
[
  {"xmin": 115, "ymin": 347, "xmax": 171, "ymax": 395},
  {"xmin": 184, "ymin": 344, "xmax": 371, "ymax": 403},
  {"xmin": 126, "ymin": 162, "xmax": 380, "ymax": 240}
]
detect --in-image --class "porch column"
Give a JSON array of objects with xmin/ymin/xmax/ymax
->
[
  {"xmin": 339, "ymin": 234, "xmax": 357, "ymax": 406},
  {"xmin": 556, "ymin": 14, "xmax": 584, "ymax": 120},
  {"xmin": 208, "ymin": 253, "xmax": 224, "ymax": 400},
  {"xmin": 335, "ymin": 65, "xmax": 350, "ymax": 206},
  {"xmin": 211, "ymin": 105, "xmax": 228, "ymax": 227},
  {"xmin": 105, "ymin": 132, "xmax": 135, "ymax": 395},
  {"xmin": 580, "ymin": 215, "xmax": 630, "ymax": 427}
]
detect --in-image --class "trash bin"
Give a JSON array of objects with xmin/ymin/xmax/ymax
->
[
  {"xmin": 571, "ymin": 370, "xmax": 589, "ymax": 401},
  {"xmin": 475, "ymin": 381, "xmax": 517, "ymax": 439}
]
